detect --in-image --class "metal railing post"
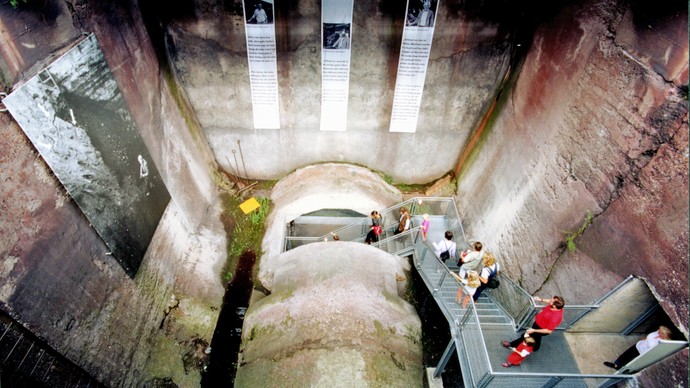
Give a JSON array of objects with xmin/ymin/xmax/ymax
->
[
  {"xmin": 432, "ymin": 339, "xmax": 457, "ymax": 379},
  {"xmin": 435, "ymin": 271, "xmax": 447, "ymax": 293}
]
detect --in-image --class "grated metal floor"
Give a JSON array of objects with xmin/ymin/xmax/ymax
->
[{"xmin": 480, "ymin": 325, "xmax": 582, "ymax": 374}]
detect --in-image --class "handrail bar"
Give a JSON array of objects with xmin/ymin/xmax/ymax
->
[
  {"xmin": 592, "ymin": 274, "xmax": 635, "ymax": 305},
  {"xmin": 490, "ymin": 371, "xmax": 633, "ymax": 379},
  {"xmin": 496, "ymin": 273, "xmax": 535, "ymax": 305},
  {"xmin": 313, "ymin": 217, "xmax": 369, "ymax": 240},
  {"xmin": 283, "ymin": 197, "xmax": 468, "ymax": 253}
]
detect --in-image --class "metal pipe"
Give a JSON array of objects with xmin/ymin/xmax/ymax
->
[
  {"xmin": 237, "ymin": 139, "xmax": 249, "ymax": 182},
  {"xmin": 232, "ymin": 150, "xmax": 244, "ymax": 185},
  {"xmin": 432, "ymin": 339, "xmax": 457, "ymax": 379}
]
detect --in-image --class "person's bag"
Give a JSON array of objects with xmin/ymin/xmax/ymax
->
[
  {"xmin": 439, "ymin": 240, "xmax": 451, "ymax": 262},
  {"xmin": 487, "ymin": 276, "xmax": 500, "ymax": 289},
  {"xmin": 487, "ymin": 265, "xmax": 500, "ymax": 289},
  {"xmin": 373, "ymin": 225, "xmax": 382, "ymax": 236}
]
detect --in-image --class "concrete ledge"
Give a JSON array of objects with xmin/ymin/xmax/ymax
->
[{"xmin": 425, "ymin": 367, "xmax": 444, "ymax": 388}]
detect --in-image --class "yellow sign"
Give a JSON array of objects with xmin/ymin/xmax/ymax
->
[{"xmin": 239, "ymin": 197, "xmax": 261, "ymax": 214}]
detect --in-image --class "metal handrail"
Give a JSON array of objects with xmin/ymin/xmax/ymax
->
[
  {"xmin": 313, "ymin": 217, "xmax": 370, "ymax": 241},
  {"xmin": 487, "ymin": 273, "xmax": 536, "ymax": 330},
  {"xmin": 592, "ymin": 274, "xmax": 635, "ymax": 305},
  {"xmin": 492, "ymin": 371, "xmax": 633, "ymax": 379},
  {"xmin": 282, "ymin": 197, "xmax": 468, "ymax": 252}
]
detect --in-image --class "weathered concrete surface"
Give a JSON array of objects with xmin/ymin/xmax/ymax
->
[
  {"xmin": 0, "ymin": 0, "xmax": 686, "ymax": 386},
  {"xmin": 161, "ymin": 0, "xmax": 517, "ymax": 183},
  {"xmin": 236, "ymin": 242, "xmax": 422, "ymax": 387},
  {"xmin": 0, "ymin": 1, "xmax": 81, "ymax": 85},
  {"xmin": 0, "ymin": 112, "xmax": 225, "ymax": 386},
  {"xmin": 260, "ymin": 163, "xmax": 402, "ymax": 290},
  {"xmin": 0, "ymin": 1, "xmax": 229, "ymax": 386},
  {"xmin": 453, "ymin": 1, "xmax": 688, "ymax": 386}
]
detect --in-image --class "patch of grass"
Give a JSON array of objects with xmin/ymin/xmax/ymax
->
[
  {"xmin": 10, "ymin": 0, "xmax": 27, "ymax": 8},
  {"xmin": 563, "ymin": 210, "xmax": 593, "ymax": 253},
  {"xmin": 254, "ymin": 180, "xmax": 278, "ymax": 190},
  {"xmin": 220, "ymin": 193, "xmax": 272, "ymax": 283},
  {"xmin": 249, "ymin": 197, "xmax": 270, "ymax": 225}
]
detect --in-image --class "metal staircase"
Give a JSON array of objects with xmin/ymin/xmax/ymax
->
[{"xmin": 282, "ymin": 197, "xmax": 635, "ymax": 388}]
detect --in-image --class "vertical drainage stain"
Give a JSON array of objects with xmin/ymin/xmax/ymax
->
[{"xmin": 200, "ymin": 250, "xmax": 256, "ymax": 386}]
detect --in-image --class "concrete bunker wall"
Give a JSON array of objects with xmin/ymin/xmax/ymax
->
[{"xmin": 0, "ymin": 0, "xmax": 686, "ymax": 386}]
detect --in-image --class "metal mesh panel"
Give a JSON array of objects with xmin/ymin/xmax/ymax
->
[
  {"xmin": 486, "ymin": 374, "xmax": 631, "ymax": 388},
  {"xmin": 323, "ymin": 218, "xmax": 370, "ymax": 241},
  {"xmin": 557, "ymin": 306, "xmax": 597, "ymax": 330},
  {"xmin": 459, "ymin": 317, "xmax": 492, "ymax": 386},
  {"xmin": 282, "ymin": 197, "xmax": 465, "ymax": 252},
  {"xmin": 488, "ymin": 276, "xmax": 598, "ymax": 330},
  {"xmin": 486, "ymin": 274, "xmax": 534, "ymax": 328}
]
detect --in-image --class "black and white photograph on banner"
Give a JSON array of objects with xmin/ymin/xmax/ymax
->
[
  {"xmin": 244, "ymin": 0, "xmax": 274, "ymax": 24},
  {"xmin": 2, "ymin": 35, "xmax": 170, "ymax": 277},
  {"xmin": 323, "ymin": 23, "xmax": 351, "ymax": 50},
  {"xmin": 406, "ymin": 0, "xmax": 437, "ymax": 27}
]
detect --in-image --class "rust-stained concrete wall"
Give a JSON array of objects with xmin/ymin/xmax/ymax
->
[
  {"xmin": 454, "ymin": 1, "xmax": 688, "ymax": 386},
  {"xmin": 0, "ymin": 0, "xmax": 227, "ymax": 386},
  {"xmin": 0, "ymin": 0, "xmax": 686, "ymax": 386}
]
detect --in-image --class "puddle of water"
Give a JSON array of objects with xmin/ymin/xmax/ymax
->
[{"xmin": 200, "ymin": 251, "xmax": 256, "ymax": 386}]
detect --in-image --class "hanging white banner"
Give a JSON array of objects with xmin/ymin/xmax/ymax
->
[
  {"xmin": 243, "ymin": 0, "xmax": 280, "ymax": 129},
  {"xmin": 320, "ymin": 0, "xmax": 354, "ymax": 132},
  {"xmin": 389, "ymin": 0, "xmax": 439, "ymax": 133}
]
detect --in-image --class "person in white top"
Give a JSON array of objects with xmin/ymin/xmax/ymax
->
[
  {"xmin": 472, "ymin": 252, "xmax": 499, "ymax": 301},
  {"xmin": 408, "ymin": 0, "xmax": 435, "ymax": 27},
  {"xmin": 247, "ymin": 4, "xmax": 268, "ymax": 24},
  {"xmin": 604, "ymin": 326, "xmax": 672, "ymax": 370},
  {"xmin": 459, "ymin": 241, "xmax": 484, "ymax": 278},
  {"xmin": 433, "ymin": 231, "xmax": 456, "ymax": 262}
]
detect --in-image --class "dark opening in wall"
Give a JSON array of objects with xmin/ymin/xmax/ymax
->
[{"xmin": 0, "ymin": 310, "xmax": 102, "ymax": 387}]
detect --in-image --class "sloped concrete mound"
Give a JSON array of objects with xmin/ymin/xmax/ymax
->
[{"xmin": 235, "ymin": 242, "xmax": 423, "ymax": 387}]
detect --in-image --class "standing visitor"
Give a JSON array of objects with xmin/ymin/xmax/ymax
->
[
  {"xmin": 420, "ymin": 213, "xmax": 430, "ymax": 241},
  {"xmin": 502, "ymin": 336, "xmax": 536, "ymax": 367},
  {"xmin": 603, "ymin": 326, "xmax": 672, "ymax": 370},
  {"xmin": 395, "ymin": 207, "xmax": 411, "ymax": 235},
  {"xmin": 433, "ymin": 231, "xmax": 456, "ymax": 263},
  {"xmin": 502, "ymin": 296, "xmax": 565, "ymax": 352},
  {"xmin": 472, "ymin": 252, "xmax": 499, "ymax": 301},
  {"xmin": 365, "ymin": 211, "xmax": 382, "ymax": 244}
]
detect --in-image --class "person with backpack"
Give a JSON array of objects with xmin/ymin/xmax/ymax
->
[
  {"xmin": 433, "ymin": 231, "xmax": 456, "ymax": 263},
  {"xmin": 472, "ymin": 252, "xmax": 500, "ymax": 301}
]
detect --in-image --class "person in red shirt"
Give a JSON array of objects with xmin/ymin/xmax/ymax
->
[
  {"xmin": 502, "ymin": 295, "xmax": 565, "ymax": 351},
  {"xmin": 503, "ymin": 336, "xmax": 536, "ymax": 367}
]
